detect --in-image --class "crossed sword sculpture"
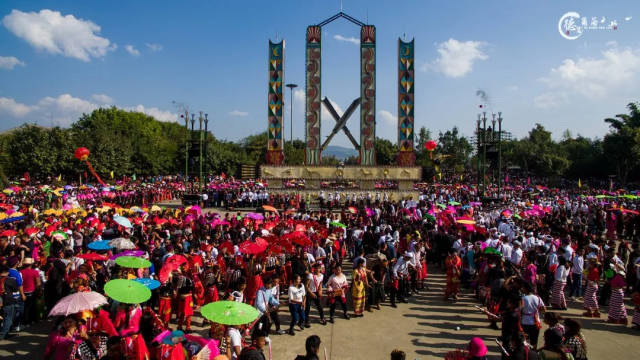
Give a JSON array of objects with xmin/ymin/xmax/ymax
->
[{"xmin": 321, "ymin": 97, "xmax": 361, "ymax": 151}]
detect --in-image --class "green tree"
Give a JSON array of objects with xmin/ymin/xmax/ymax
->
[
  {"xmin": 374, "ymin": 137, "xmax": 396, "ymax": 165},
  {"xmin": 284, "ymin": 140, "xmax": 305, "ymax": 165},
  {"xmin": 603, "ymin": 102, "xmax": 640, "ymax": 184},
  {"xmin": 437, "ymin": 126, "xmax": 473, "ymax": 173}
]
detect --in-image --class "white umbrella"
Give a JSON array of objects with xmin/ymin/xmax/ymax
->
[
  {"xmin": 48, "ymin": 291, "xmax": 108, "ymax": 317},
  {"xmin": 109, "ymin": 237, "xmax": 136, "ymax": 250}
]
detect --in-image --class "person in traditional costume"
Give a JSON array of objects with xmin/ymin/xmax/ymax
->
[
  {"xmin": 607, "ymin": 265, "xmax": 628, "ymax": 325},
  {"xmin": 304, "ymin": 262, "xmax": 326, "ymax": 326},
  {"xmin": 326, "ymin": 265, "xmax": 349, "ymax": 322},
  {"xmin": 582, "ymin": 258, "xmax": 600, "ymax": 317},
  {"xmin": 173, "ymin": 269, "xmax": 194, "ymax": 331},
  {"xmin": 351, "ymin": 258, "xmax": 368, "ymax": 317},
  {"xmin": 550, "ymin": 257, "xmax": 569, "ymax": 310},
  {"xmin": 444, "ymin": 248, "xmax": 462, "ymax": 300},
  {"xmin": 44, "ymin": 316, "xmax": 83, "ymax": 360}
]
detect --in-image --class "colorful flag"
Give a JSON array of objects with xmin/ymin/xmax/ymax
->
[
  {"xmin": 132, "ymin": 173, "xmax": 136, "ymax": 181},
  {"xmin": 505, "ymin": 173, "xmax": 509, "ymax": 184},
  {"xmin": 527, "ymin": 177, "xmax": 530, "ymax": 185},
  {"xmin": 57, "ymin": 174, "xmax": 61, "ymax": 181},
  {"xmin": 578, "ymin": 178, "xmax": 582, "ymax": 188},
  {"xmin": 110, "ymin": 171, "xmax": 114, "ymax": 179}
]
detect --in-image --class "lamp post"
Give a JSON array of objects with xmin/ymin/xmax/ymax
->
[
  {"xmin": 183, "ymin": 111, "xmax": 189, "ymax": 181},
  {"xmin": 476, "ymin": 115, "xmax": 481, "ymax": 194},
  {"xmin": 482, "ymin": 112, "xmax": 487, "ymax": 198},
  {"xmin": 286, "ymin": 83, "xmax": 298, "ymax": 148},
  {"xmin": 198, "ymin": 111, "xmax": 204, "ymax": 193},
  {"xmin": 498, "ymin": 112, "xmax": 503, "ymax": 199},
  {"xmin": 204, "ymin": 113, "xmax": 209, "ymax": 186}
]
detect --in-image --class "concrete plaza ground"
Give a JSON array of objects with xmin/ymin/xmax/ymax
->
[{"xmin": 1, "ymin": 268, "xmax": 638, "ymax": 359}]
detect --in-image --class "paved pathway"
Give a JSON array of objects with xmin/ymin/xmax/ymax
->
[{"xmin": 2, "ymin": 270, "xmax": 639, "ymax": 359}]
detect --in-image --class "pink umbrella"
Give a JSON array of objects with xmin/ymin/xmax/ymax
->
[
  {"xmin": 246, "ymin": 212, "xmax": 264, "ymax": 220},
  {"xmin": 110, "ymin": 250, "xmax": 145, "ymax": 260},
  {"xmin": 48, "ymin": 291, "xmax": 108, "ymax": 317}
]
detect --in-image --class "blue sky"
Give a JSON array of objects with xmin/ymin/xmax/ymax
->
[{"xmin": 1, "ymin": 0, "xmax": 639, "ymax": 146}]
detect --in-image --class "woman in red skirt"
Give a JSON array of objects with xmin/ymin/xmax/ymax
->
[
  {"xmin": 607, "ymin": 267, "xmax": 628, "ymax": 325},
  {"xmin": 582, "ymin": 258, "xmax": 600, "ymax": 317}
]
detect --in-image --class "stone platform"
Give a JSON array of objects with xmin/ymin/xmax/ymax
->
[{"xmin": 260, "ymin": 165, "xmax": 421, "ymax": 191}]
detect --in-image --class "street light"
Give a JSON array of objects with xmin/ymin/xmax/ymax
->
[
  {"xmin": 497, "ymin": 112, "xmax": 503, "ymax": 198},
  {"xmin": 286, "ymin": 83, "xmax": 298, "ymax": 148}
]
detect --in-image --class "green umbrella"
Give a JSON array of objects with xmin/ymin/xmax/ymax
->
[
  {"xmin": 423, "ymin": 214, "xmax": 436, "ymax": 222},
  {"xmin": 115, "ymin": 256, "xmax": 151, "ymax": 269},
  {"xmin": 483, "ymin": 247, "xmax": 502, "ymax": 256},
  {"xmin": 436, "ymin": 203, "xmax": 446, "ymax": 209},
  {"xmin": 448, "ymin": 201, "xmax": 461, "ymax": 206},
  {"xmin": 43, "ymin": 240, "xmax": 51, "ymax": 257},
  {"xmin": 51, "ymin": 230, "xmax": 69, "ymax": 240},
  {"xmin": 330, "ymin": 221, "xmax": 346, "ymax": 228},
  {"xmin": 513, "ymin": 214, "xmax": 522, "ymax": 220},
  {"xmin": 595, "ymin": 195, "xmax": 606, "ymax": 199},
  {"xmin": 104, "ymin": 279, "xmax": 151, "ymax": 304},
  {"xmin": 200, "ymin": 300, "xmax": 259, "ymax": 325}
]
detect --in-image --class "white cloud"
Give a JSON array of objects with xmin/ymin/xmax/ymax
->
[
  {"xmin": 0, "ymin": 94, "xmax": 176, "ymax": 125},
  {"xmin": 377, "ymin": 110, "xmax": 397, "ymax": 125},
  {"xmin": 535, "ymin": 46, "xmax": 640, "ymax": 107},
  {"xmin": 145, "ymin": 43, "xmax": 163, "ymax": 52},
  {"xmin": 533, "ymin": 92, "xmax": 569, "ymax": 109},
  {"xmin": 124, "ymin": 45, "xmax": 140, "ymax": 56},
  {"xmin": 2, "ymin": 9, "xmax": 115, "ymax": 62},
  {"xmin": 91, "ymin": 94, "xmax": 113, "ymax": 104},
  {"xmin": 0, "ymin": 97, "xmax": 31, "ymax": 117},
  {"xmin": 229, "ymin": 110, "xmax": 249, "ymax": 117},
  {"xmin": 129, "ymin": 105, "xmax": 176, "ymax": 122},
  {"xmin": 507, "ymin": 85, "xmax": 519, "ymax": 92},
  {"xmin": 333, "ymin": 34, "xmax": 359, "ymax": 45},
  {"xmin": 0, "ymin": 56, "xmax": 25, "ymax": 70},
  {"xmin": 421, "ymin": 38, "xmax": 488, "ymax": 78}
]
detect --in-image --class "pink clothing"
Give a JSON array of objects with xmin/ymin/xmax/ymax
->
[
  {"xmin": 118, "ymin": 307, "xmax": 142, "ymax": 337},
  {"xmin": 611, "ymin": 274, "xmax": 626, "ymax": 289},
  {"xmin": 20, "ymin": 268, "xmax": 39, "ymax": 293},
  {"xmin": 44, "ymin": 330, "xmax": 80, "ymax": 360}
]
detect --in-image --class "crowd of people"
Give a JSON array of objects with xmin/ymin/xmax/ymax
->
[{"xmin": 0, "ymin": 175, "xmax": 639, "ymax": 360}]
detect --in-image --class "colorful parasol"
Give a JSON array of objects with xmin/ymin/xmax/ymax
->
[
  {"xmin": 115, "ymin": 256, "xmax": 151, "ymax": 268},
  {"xmin": 48, "ymin": 291, "xmax": 108, "ymax": 317},
  {"xmin": 104, "ymin": 279, "xmax": 151, "ymax": 304},
  {"xmin": 200, "ymin": 301, "xmax": 259, "ymax": 325},
  {"xmin": 87, "ymin": 240, "xmax": 113, "ymax": 251}
]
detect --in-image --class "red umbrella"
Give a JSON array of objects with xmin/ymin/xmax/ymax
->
[
  {"xmin": 239, "ymin": 241, "xmax": 266, "ymax": 255},
  {"xmin": 76, "ymin": 253, "xmax": 108, "ymax": 261},
  {"xmin": 255, "ymin": 237, "xmax": 268, "ymax": 249},
  {"xmin": 294, "ymin": 224, "xmax": 307, "ymax": 232},
  {"xmin": 347, "ymin": 206, "xmax": 358, "ymax": 214},
  {"xmin": 154, "ymin": 218, "xmax": 168, "ymax": 226},
  {"xmin": 0, "ymin": 229, "xmax": 17, "ymax": 237},
  {"xmin": 284, "ymin": 231, "xmax": 312, "ymax": 247},
  {"xmin": 159, "ymin": 262, "xmax": 180, "ymax": 283},
  {"xmin": 166, "ymin": 254, "xmax": 188, "ymax": 266},
  {"xmin": 25, "ymin": 227, "xmax": 39, "ymax": 236},
  {"xmin": 218, "ymin": 241, "xmax": 234, "ymax": 254},
  {"xmin": 45, "ymin": 224, "xmax": 59, "ymax": 236}
]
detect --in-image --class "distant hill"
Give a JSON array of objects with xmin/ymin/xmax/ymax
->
[{"xmin": 323, "ymin": 145, "xmax": 358, "ymax": 159}]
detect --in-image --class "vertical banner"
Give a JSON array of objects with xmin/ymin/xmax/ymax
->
[
  {"xmin": 397, "ymin": 38, "xmax": 415, "ymax": 166},
  {"xmin": 267, "ymin": 40, "xmax": 285, "ymax": 165},
  {"xmin": 360, "ymin": 25, "xmax": 376, "ymax": 165},
  {"xmin": 305, "ymin": 26, "xmax": 322, "ymax": 165}
]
